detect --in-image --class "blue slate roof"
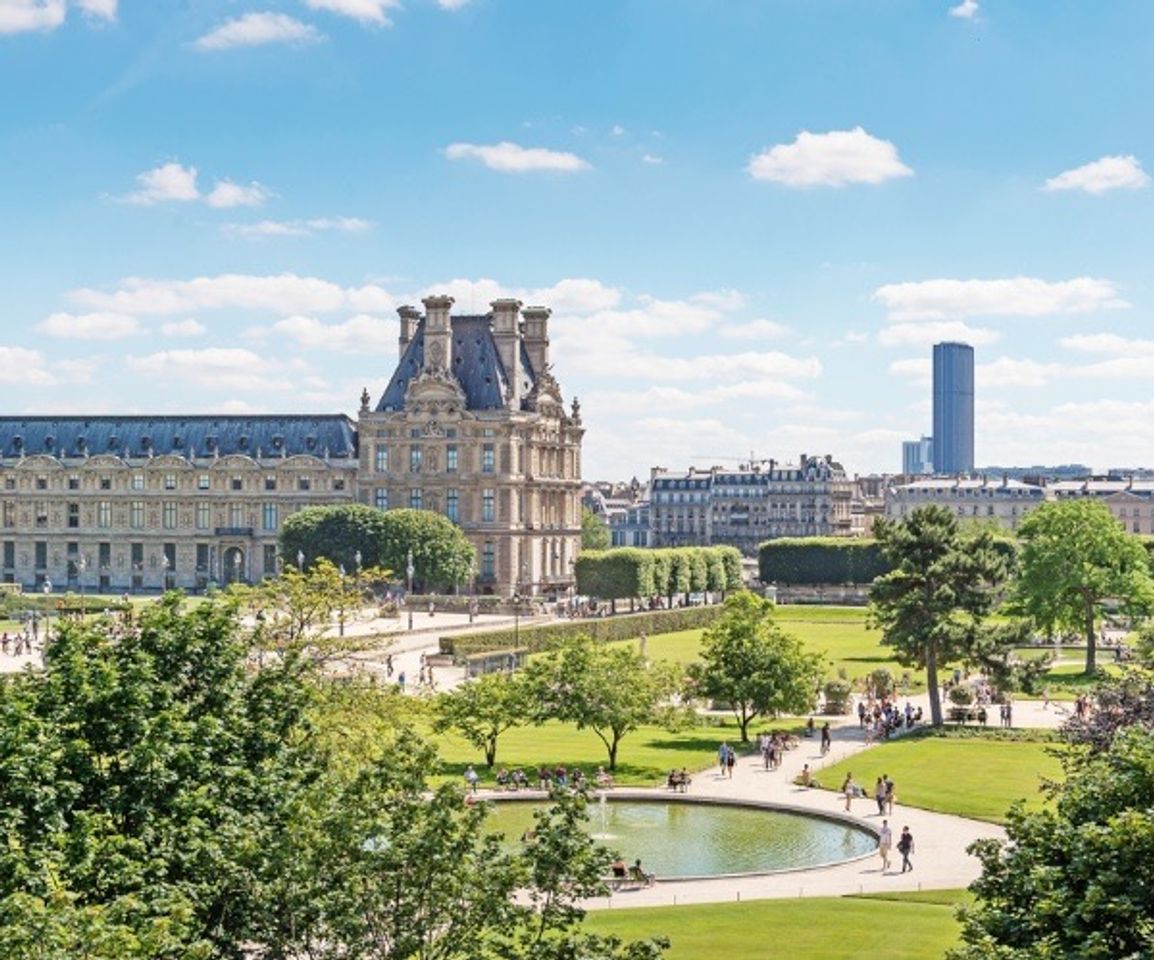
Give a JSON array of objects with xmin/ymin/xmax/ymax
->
[
  {"xmin": 376, "ymin": 315, "xmax": 537, "ymax": 413},
  {"xmin": 0, "ymin": 415, "xmax": 358, "ymax": 460}
]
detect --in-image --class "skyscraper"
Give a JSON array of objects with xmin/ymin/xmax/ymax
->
[{"xmin": 932, "ymin": 341, "xmax": 974, "ymax": 476}]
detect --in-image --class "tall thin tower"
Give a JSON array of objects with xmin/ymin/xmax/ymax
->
[{"xmin": 932, "ymin": 341, "xmax": 974, "ymax": 475}]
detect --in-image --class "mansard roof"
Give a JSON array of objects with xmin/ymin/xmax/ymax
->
[
  {"xmin": 0, "ymin": 415, "xmax": 359, "ymax": 460},
  {"xmin": 376, "ymin": 315, "xmax": 538, "ymax": 414}
]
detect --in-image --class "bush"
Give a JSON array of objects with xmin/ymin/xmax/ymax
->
[
  {"xmin": 758, "ymin": 538, "xmax": 891, "ymax": 585},
  {"xmin": 575, "ymin": 547, "xmax": 742, "ymax": 601},
  {"xmin": 440, "ymin": 605, "xmax": 725, "ymax": 658},
  {"xmin": 948, "ymin": 685, "xmax": 975, "ymax": 706},
  {"xmin": 868, "ymin": 668, "xmax": 896, "ymax": 697},
  {"xmin": 822, "ymin": 677, "xmax": 854, "ymax": 715}
]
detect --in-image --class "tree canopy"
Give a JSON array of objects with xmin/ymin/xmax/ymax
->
[
  {"xmin": 0, "ymin": 599, "xmax": 663, "ymax": 960},
  {"xmin": 433, "ymin": 670, "xmax": 531, "ymax": 768},
  {"xmin": 689, "ymin": 591, "xmax": 824, "ymax": 742},
  {"xmin": 1014, "ymin": 498, "xmax": 1154, "ymax": 673},
  {"xmin": 524, "ymin": 637, "xmax": 682, "ymax": 770},
  {"xmin": 869, "ymin": 504, "xmax": 1011, "ymax": 726},
  {"xmin": 280, "ymin": 504, "xmax": 475, "ymax": 592},
  {"xmin": 581, "ymin": 506, "xmax": 611, "ymax": 550}
]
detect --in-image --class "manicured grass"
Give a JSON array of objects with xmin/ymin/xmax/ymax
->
[
  {"xmin": 621, "ymin": 605, "xmax": 929, "ymax": 690},
  {"xmin": 585, "ymin": 890, "xmax": 965, "ymax": 960},
  {"xmin": 432, "ymin": 717, "xmax": 756, "ymax": 788},
  {"xmin": 815, "ymin": 733, "xmax": 1063, "ymax": 823}
]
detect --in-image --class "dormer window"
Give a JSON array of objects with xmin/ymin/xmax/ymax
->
[
  {"xmin": 108, "ymin": 436, "xmax": 119, "ymax": 450},
  {"xmin": 238, "ymin": 435, "xmax": 250, "ymax": 450},
  {"xmin": 44, "ymin": 435, "xmax": 55, "ymax": 451}
]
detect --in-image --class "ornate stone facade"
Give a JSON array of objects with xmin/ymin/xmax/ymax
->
[
  {"xmin": 0, "ymin": 295, "xmax": 583, "ymax": 598},
  {"xmin": 358, "ymin": 296, "xmax": 584, "ymax": 596}
]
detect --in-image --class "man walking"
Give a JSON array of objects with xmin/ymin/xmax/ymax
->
[
  {"xmin": 898, "ymin": 826, "xmax": 915, "ymax": 873},
  {"xmin": 877, "ymin": 819, "xmax": 893, "ymax": 872},
  {"xmin": 820, "ymin": 722, "xmax": 831, "ymax": 756}
]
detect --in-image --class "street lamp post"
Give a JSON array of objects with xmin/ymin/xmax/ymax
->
[
  {"xmin": 406, "ymin": 549, "xmax": 414, "ymax": 631},
  {"xmin": 339, "ymin": 564, "xmax": 347, "ymax": 637},
  {"xmin": 76, "ymin": 554, "xmax": 88, "ymax": 604},
  {"xmin": 42, "ymin": 577, "xmax": 52, "ymax": 643}
]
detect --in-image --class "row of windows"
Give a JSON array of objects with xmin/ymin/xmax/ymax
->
[
  {"xmin": 373, "ymin": 443, "xmax": 575, "ymax": 478},
  {"xmin": 374, "ymin": 488, "xmax": 496, "ymax": 523},
  {"xmin": 4, "ymin": 473, "xmax": 344, "ymax": 493},
  {"xmin": 4, "ymin": 501, "xmax": 284, "ymax": 531}
]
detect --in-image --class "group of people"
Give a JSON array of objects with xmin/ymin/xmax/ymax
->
[
  {"xmin": 608, "ymin": 857, "xmax": 655, "ymax": 888},
  {"xmin": 839, "ymin": 771, "xmax": 896, "ymax": 815},
  {"xmin": 463, "ymin": 763, "xmax": 615, "ymax": 793},
  {"xmin": 666, "ymin": 768, "xmax": 692, "ymax": 792},
  {"xmin": 876, "ymin": 820, "xmax": 916, "ymax": 873},
  {"xmin": 0, "ymin": 631, "xmax": 38, "ymax": 657},
  {"xmin": 757, "ymin": 730, "xmax": 799, "ymax": 770},
  {"xmin": 857, "ymin": 698, "xmax": 922, "ymax": 741}
]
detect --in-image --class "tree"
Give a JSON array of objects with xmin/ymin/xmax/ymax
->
[
  {"xmin": 433, "ymin": 671, "xmax": 530, "ymax": 768},
  {"xmin": 688, "ymin": 592, "xmax": 823, "ymax": 742},
  {"xmin": 581, "ymin": 506, "xmax": 611, "ymax": 550},
  {"xmin": 951, "ymin": 726, "xmax": 1154, "ymax": 960},
  {"xmin": 1014, "ymin": 499, "xmax": 1154, "ymax": 674},
  {"xmin": 870, "ymin": 505, "xmax": 1010, "ymax": 726},
  {"xmin": 524, "ymin": 638, "xmax": 681, "ymax": 770},
  {"xmin": 281, "ymin": 504, "xmax": 475, "ymax": 592}
]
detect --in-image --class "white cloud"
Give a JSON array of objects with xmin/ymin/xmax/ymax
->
[
  {"xmin": 747, "ymin": 127, "xmax": 913, "ymax": 187},
  {"xmin": 225, "ymin": 216, "xmax": 373, "ymax": 238},
  {"xmin": 436, "ymin": 0, "xmax": 472, "ymax": 8},
  {"xmin": 0, "ymin": 0, "xmax": 65, "ymax": 33},
  {"xmin": 978, "ymin": 357, "xmax": 1061, "ymax": 389},
  {"xmin": 71, "ymin": 272, "xmax": 394, "ymax": 316},
  {"xmin": 204, "ymin": 179, "xmax": 271, "ymax": 208},
  {"xmin": 120, "ymin": 162, "xmax": 200, "ymax": 205},
  {"xmin": 193, "ymin": 12, "xmax": 322, "ymax": 51},
  {"xmin": 877, "ymin": 320, "xmax": 1000, "ymax": 347},
  {"xmin": 55, "ymin": 356, "xmax": 102, "ymax": 384},
  {"xmin": 126, "ymin": 348, "xmax": 293, "ymax": 392},
  {"xmin": 692, "ymin": 289, "xmax": 745, "ymax": 311},
  {"xmin": 872, "ymin": 276, "xmax": 1126, "ymax": 321},
  {"xmin": 642, "ymin": 154, "xmax": 664, "ymax": 165},
  {"xmin": 1060, "ymin": 333, "xmax": 1154, "ymax": 356},
  {"xmin": 265, "ymin": 314, "xmax": 394, "ymax": 353},
  {"xmin": 948, "ymin": 0, "xmax": 979, "ymax": 19},
  {"xmin": 445, "ymin": 141, "xmax": 591, "ymax": 174},
  {"xmin": 419, "ymin": 277, "xmax": 622, "ymax": 316},
  {"xmin": 303, "ymin": 0, "xmax": 398, "ymax": 25},
  {"xmin": 37, "ymin": 311, "xmax": 139, "ymax": 340},
  {"xmin": 889, "ymin": 357, "xmax": 931, "ymax": 385},
  {"xmin": 160, "ymin": 319, "xmax": 207, "ymax": 337},
  {"xmin": 720, "ymin": 318, "xmax": 791, "ymax": 341},
  {"xmin": 611, "ymin": 124, "xmax": 626, "ymax": 137},
  {"xmin": 74, "ymin": 0, "xmax": 115, "ymax": 19},
  {"xmin": 0, "ymin": 347, "xmax": 54, "ymax": 385},
  {"xmin": 1043, "ymin": 155, "xmax": 1150, "ymax": 195}
]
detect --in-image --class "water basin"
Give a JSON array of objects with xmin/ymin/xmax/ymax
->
[{"xmin": 485, "ymin": 798, "xmax": 875, "ymax": 879}]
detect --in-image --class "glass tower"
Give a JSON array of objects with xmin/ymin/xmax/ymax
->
[{"xmin": 932, "ymin": 342, "xmax": 974, "ymax": 475}]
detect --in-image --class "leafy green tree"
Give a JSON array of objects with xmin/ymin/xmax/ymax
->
[
  {"xmin": 281, "ymin": 504, "xmax": 475, "ymax": 592},
  {"xmin": 581, "ymin": 506, "xmax": 611, "ymax": 550},
  {"xmin": 525, "ymin": 638, "xmax": 681, "ymax": 770},
  {"xmin": 688, "ymin": 592, "xmax": 823, "ymax": 742},
  {"xmin": 433, "ymin": 671, "xmax": 530, "ymax": 768},
  {"xmin": 951, "ymin": 726, "xmax": 1154, "ymax": 960},
  {"xmin": 870, "ymin": 505, "xmax": 1010, "ymax": 726},
  {"xmin": 1014, "ymin": 499, "xmax": 1154, "ymax": 674}
]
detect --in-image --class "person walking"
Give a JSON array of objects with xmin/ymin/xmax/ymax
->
[
  {"xmin": 842, "ymin": 773, "xmax": 857, "ymax": 813},
  {"xmin": 820, "ymin": 722, "xmax": 831, "ymax": 756},
  {"xmin": 877, "ymin": 819, "xmax": 893, "ymax": 872},
  {"xmin": 724, "ymin": 742, "xmax": 736, "ymax": 779},
  {"xmin": 718, "ymin": 742, "xmax": 729, "ymax": 777},
  {"xmin": 897, "ymin": 826, "xmax": 915, "ymax": 873},
  {"xmin": 883, "ymin": 774, "xmax": 895, "ymax": 815},
  {"xmin": 874, "ymin": 776, "xmax": 887, "ymax": 816}
]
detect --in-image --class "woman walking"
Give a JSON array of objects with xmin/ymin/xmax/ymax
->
[
  {"xmin": 898, "ymin": 826, "xmax": 915, "ymax": 873},
  {"xmin": 841, "ymin": 773, "xmax": 857, "ymax": 812}
]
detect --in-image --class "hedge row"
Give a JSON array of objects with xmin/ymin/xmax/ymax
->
[
  {"xmin": 440, "ymin": 604, "xmax": 725, "ymax": 658},
  {"xmin": 758, "ymin": 538, "xmax": 891, "ymax": 585},
  {"xmin": 575, "ymin": 546, "xmax": 742, "ymax": 600}
]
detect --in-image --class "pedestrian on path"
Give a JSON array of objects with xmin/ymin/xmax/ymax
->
[
  {"xmin": 883, "ymin": 774, "xmax": 895, "ymax": 815},
  {"xmin": 898, "ymin": 826, "xmax": 915, "ymax": 873},
  {"xmin": 842, "ymin": 773, "xmax": 857, "ymax": 813},
  {"xmin": 874, "ymin": 776, "xmax": 887, "ymax": 815},
  {"xmin": 820, "ymin": 722, "xmax": 831, "ymax": 756},
  {"xmin": 718, "ymin": 742, "xmax": 728, "ymax": 777},
  {"xmin": 877, "ymin": 819, "xmax": 893, "ymax": 872},
  {"xmin": 724, "ymin": 743, "xmax": 735, "ymax": 779}
]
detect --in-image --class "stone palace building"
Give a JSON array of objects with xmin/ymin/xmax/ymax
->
[{"xmin": 0, "ymin": 296, "xmax": 584, "ymax": 597}]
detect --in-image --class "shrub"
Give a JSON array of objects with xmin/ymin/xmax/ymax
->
[
  {"xmin": 440, "ymin": 605, "xmax": 725, "ymax": 658},
  {"xmin": 948, "ymin": 685, "xmax": 975, "ymax": 706},
  {"xmin": 822, "ymin": 677, "xmax": 854, "ymax": 715},
  {"xmin": 758, "ymin": 538, "xmax": 891, "ymax": 585}
]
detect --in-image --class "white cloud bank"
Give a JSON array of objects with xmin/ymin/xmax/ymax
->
[
  {"xmin": 0, "ymin": 0, "xmax": 115, "ymax": 34},
  {"xmin": 747, "ymin": 127, "xmax": 913, "ymax": 187},
  {"xmin": 225, "ymin": 216, "xmax": 373, "ymax": 238},
  {"xmin": 37, "ymin": 312, "xmax": 139, "ymax": 340},
  {"xmin": 118, "ymin": 162, "xmax": 270, "ymax": 209},
  {"xmin": 948, "ymin": 0, "xmax": 979, "ymax": 19},
  {"xmin": 303, "ymin": 0, "xmax": 398, "ymax": 25},
  {"xmin": 445, "ymin": 141, "xmax": 591, "ymax": 174},
  {"xmin": 193, "ymin": 12, "xmax": 322, "ymax": 51},
  {"xmin": 872, "ymin": 276, "xmax": 1126, "ymax": 321},
  {"xmin": 1043, "ymin": 155, "xmax": 1150, "ymax": 195}
]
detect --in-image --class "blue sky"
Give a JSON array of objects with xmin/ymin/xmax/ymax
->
[{"xmin": 3, "ymin": 0, "xmax": 1154, "ymax": 479}]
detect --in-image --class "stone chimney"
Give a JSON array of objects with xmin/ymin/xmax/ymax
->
[
  {"xmin": 421, "ymin": 295, "xmax": 454, "ymax": 374},
  {"xmin": 397, "ymin": 304, "xmax": 421, "ymax": 356},
  {"xmin": 491, "ymin": 298, "xmax": 523, "ymax": 406},
  {"xmin": 522, "ymin": 305, "xmax": 551, "ymax": 375}
]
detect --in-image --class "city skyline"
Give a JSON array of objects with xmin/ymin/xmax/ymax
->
[{"xmin": 4, "ymin": 1, "xmax": 1154, "ymax": 479}]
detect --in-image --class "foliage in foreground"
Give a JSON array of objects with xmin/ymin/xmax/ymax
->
[
  {"xmin": 951, "ymin": 726, "xmax": 1154, "ymax": 960},
  {"xmin": 0, "ymin": 597, "xmax": 665, "ymax": 960}
]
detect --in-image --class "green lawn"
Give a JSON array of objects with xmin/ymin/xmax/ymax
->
[
  {"xmin": 815, "ymin": 733, "xmax": 1063, "ymax": 823},
  {"xmin": 585, "ymin": 890, "xmax": 966, "ymax": 960},
  {"xmin": 620, "ymin": 605, "xmax": 929, "ymax": 690},
  {"xmin": 432, "ymin": 717, "xmax": 757, "ymax": 788}
]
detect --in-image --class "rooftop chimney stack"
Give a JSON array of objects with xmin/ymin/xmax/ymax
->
[
  {"xmin": 397, "ymin": 304, "xmax": 421, "ymax": 356},
  {"xmin": 522, "ymin": 306, "xmax": 551, "ymax": 375},
  {"xmin": 421, "ymin": 295, "xmax": 454, "ymax": 374},
  {"xmin": 491, "ymin": 298, "xmax": 523, "ymax": 406}
]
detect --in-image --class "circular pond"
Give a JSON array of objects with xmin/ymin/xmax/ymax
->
[{"xmin": 485, "ymin": 798, "xmax": 875, "ymax": 879}]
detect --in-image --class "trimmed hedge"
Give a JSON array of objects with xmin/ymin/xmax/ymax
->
[
  {"xmin": 759, "ymin": 538, "xmax": 891, "ymax": 585},
  {"xmin": 440, "ymin": 604, "xmax": 725, "ymax": 658},
  {"xmin": 575, "ymin": 546, "xmax": 743, "ymax": 600}
]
